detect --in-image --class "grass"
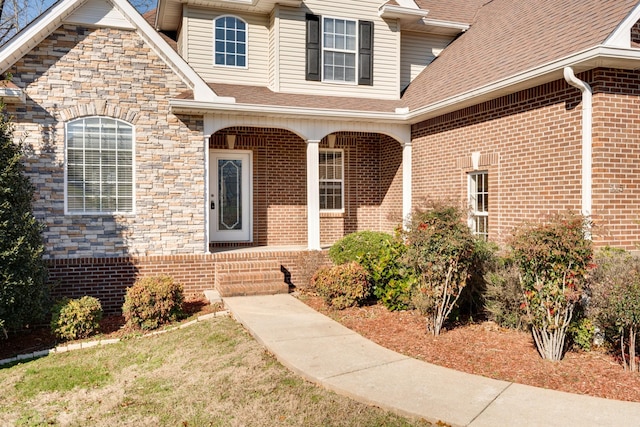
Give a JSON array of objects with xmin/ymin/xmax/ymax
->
[{"xmin": 0, "ymin": 316, "xmax": 431, "ymax": 426}]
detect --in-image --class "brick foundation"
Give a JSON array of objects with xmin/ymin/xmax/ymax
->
[{"xmin": 46, "ymin": 249, "xmax": 330, "ymax": 314}]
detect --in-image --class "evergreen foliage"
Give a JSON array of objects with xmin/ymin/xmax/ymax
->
[{"xmin": 0, "ymin": 107, "xmax": 48, "ymax": 335}]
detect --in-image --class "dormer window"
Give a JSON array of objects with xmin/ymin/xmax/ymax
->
[
  {"xmin": 214, "ymin": 16, "xmax": 247, "ymax": 67},
  {"xmin": 306, "ymin": 14, "xmax": 373, "ymax": 86}
]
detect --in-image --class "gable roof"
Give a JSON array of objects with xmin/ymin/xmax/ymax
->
[
  {"xmin": 0, "ymin": 0, "xmax": 221, "ymax": 102},
  {"xmin": 403, "ymin": 0, "xmax": 640, "ymax": 121}
]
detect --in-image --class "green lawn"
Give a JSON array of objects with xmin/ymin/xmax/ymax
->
[{"xmin": 0, "ymin": 316, "xmax": 430, "ymax": 426}]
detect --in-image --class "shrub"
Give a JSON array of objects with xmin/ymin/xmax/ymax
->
[
  {"xmin": 50, "ymin": 296, "xmax": 103, "ymax": 341},
  {"xmin": 510, "ymin": 212, "xmax": 592, "ymax": 361},
  {"xmin": 123, "ymin": 276, "xmax": 185, "ymax": 330},
  {"xmin": 311, "ymin": 262, "xmax": 370, "ymax": 310},
  {"xmin": 483, "ymin": 255, "xmax": 526, "ymax": 330},
  {"xmin": 0, "ymin": 107, "xmax": 48, "ymax": 336},
  {"xmin": 328, "ymin": 231, "xmax": 393, "ymax": 266},
  {"xmin": 589, "ymin": 248, "xmax": 640, "ymax": 371},
  {"xmin": 329, "ymin": 231, "xmax": 415, "ymax": 311},
  {"xmin": 402, "ymin": 201, "xmax": 476, "ymax": 335},
  {"xmin": 568, "ymin": 317, "xmax": 595, "ymax": 352}
]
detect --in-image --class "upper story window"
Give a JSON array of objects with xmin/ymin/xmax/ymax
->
[
  {"xmin": 323, "ymin": 17, "xmax": 357, "ymax": 83},
  {"xmin": 319, "ymin": 149, "xmax": 344, "ymax": 211},
  {"xmin": 306, "ymin": 14, "xmax": 373, "ymax": 86},
  {"xmin": 66, "ymin": 117, "xmax": 134, "ymax": 214},
  {"xmin": 468, "ymin": 171, "xmax": 488, "ymax": 240},
  {"xmin": 214, "ymin": 16, "xmax": 247, "ymax": 67}
]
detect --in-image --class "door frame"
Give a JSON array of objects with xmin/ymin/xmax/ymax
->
[{"xmin": 209, "ymin": 149, "xmax": 253, "ymax": 242}]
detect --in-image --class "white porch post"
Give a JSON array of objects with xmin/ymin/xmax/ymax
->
[
  {"xmin": 402, "ymin": 142, "xmax": 412, "ymax": 227},
  {"xmin": 204, "ymin": 115, "xmax": 215, "ymax": 253},
  {"xmin": 307, "ymin": 139, "xmax": 321, "ymax": 250}
]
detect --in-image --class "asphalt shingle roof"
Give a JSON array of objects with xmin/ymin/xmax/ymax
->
[{"xmin": 401, "ymin": 0, "xmax": 639, "ymax": 110}]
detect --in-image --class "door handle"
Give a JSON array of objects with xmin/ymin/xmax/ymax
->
[{"xmin": 211, "ymin": 201, "xmax": 215, "ymax": 210}]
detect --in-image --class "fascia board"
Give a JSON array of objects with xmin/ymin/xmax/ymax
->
[
  {"xmin": 169, "ymin": 98, "xmax": 410, "ymax": 123},
  {"xmin": 407, "ymin": 46, "xmax": 640, "ymax": 124},
  {"xmin": 379, "ymin": 5, "xmax": 429, "ymax": 19},
  {"xmin": 0, "ymin": 0, "xmax": 85, "ymax": 74}
]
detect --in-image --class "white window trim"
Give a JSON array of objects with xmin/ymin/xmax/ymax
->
[
  {"xmin": 64, "ymin": 116, "xmax": 136, "ymax": 216},
  {"xmin": 468, "ymin": 171, "xmax": 488, "ymax": 238},
  {"xmin": 213, "ymin": 15, "xmax": 249, "ymax": 69},
  {"xmin": 319, "ymin": 148, "xmax": 345, "ymax": 213},
  {"xmin": 321, "ymin": 15, "xmax": 358, "ymax": 85}
]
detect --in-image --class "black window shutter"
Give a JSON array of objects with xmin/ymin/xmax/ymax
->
[
  {"xmin": 306, "ymin": 14, "xmax": 321, "ymax": 81},
  {"xmin": 358, "ymin": 20, "xmax": 373, "ymax": 86}
]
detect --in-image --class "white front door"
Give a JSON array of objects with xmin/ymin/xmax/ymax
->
[{"xmin": 210, "ymin": 150, "xmax": 252, "ymax": 242}]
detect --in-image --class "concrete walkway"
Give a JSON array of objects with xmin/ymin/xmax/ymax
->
[{"xmin": 224, "ymin": 294, "xmax": 640, "ymax": 427}]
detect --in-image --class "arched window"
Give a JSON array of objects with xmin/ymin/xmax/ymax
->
[
  {"xmin": 214, "ymin": 16, "xmax": 247, "ymax": 67},
  {"xmin": 65, "ymin": 117, "xmax": 134, "ymax": 213}
]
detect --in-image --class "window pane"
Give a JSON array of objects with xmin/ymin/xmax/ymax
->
[{"xmin": 66, "ymin": 117, "xmax": 133, "ymax": 213}]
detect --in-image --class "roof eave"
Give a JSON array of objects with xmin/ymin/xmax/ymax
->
[
  {"xmin": 169, "ymin": 98, "xmax": 409, "ymax": 123},
  {"xmin": 379, "ymin": 5, "xmax": 430, "ymax": 20},
  {"xmin": 407, "ymin": 46, "xmax": 640, "ymax": 124}
]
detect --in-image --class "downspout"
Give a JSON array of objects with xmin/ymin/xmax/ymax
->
[{"xmin": 563, "ymin": 67, "xmax": 592, "ymax": 237}]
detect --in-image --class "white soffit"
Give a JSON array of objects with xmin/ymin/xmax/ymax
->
[{"xmin": 65, "ymin": 0, "xmax": 135, "ymax": 29}]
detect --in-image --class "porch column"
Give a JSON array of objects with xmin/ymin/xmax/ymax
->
[
  {"xmin": 203, "ymin": 115, "xmax": 215, "ymax": 253},
  {"xmin": 402, "ymin": 142, "xmax": 412, "ymax": 227},
  {"xmin": 307, "ymin": 139, "xmax": 321, "ymax": 250}
]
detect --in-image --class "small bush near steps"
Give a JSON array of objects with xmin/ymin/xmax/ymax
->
[
  {"xmin": 311, "ymin": 262, "xmax": 370, "ymax": 310},
  {"xmin": 122, "ymin": 276, "xmax": 185, "ymax": 330},
  {"xmin": 329, "ymin": 231, "xmax": 415, "ymax": 311},
  {"xmin": 50, "ymin": 296, "xmax": 103, "ymax": 341}
]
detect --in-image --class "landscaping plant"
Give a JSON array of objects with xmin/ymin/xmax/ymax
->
[
  {"xmin": 0, "ymin": 106, "xmax": 48, "ymax": 336},
  {"xmin": 50, "ymin": 296, "xmax": 103, "ymax": 341},
  {"xmin": 510, "ymin": 213, "xmax": 592, "ymax": 361},
  {"xmin": 329, "ymin": 231, "xmax": 415, "ymax": 311},
  {"xmin": 122, "ymin": 275, "xmax": 185, "ymax": 330},
  {"xmin": 311, "ymin": 262, "xmax": 370, "ymax": 310},
  {"xmin": 590, "ymin": 248, "xmax": 640, "ymax": 371},
  {"xmin": 402, "ymin": 201, "xmax": 476, "ymax": 336}
]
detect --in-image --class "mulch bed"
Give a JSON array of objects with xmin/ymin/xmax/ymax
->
[{"xmin": 299, "ymin": 294, "xmax": 640, "ymax": 402}]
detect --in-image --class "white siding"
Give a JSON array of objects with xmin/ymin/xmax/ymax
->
[
  {"xmin": 184, "ymin": 6, "xmax": 269, "ymax": 86},
  {"xmin": 400, "ymin": 32, "xmax": 451, "ymax": 90},
  {"xmin": 268, "ymin": 8, "xmax": 278, "ymax": 90},
  {"xmin": 278, "ymin": 0, "xmax": 401, "ymax": 100},
  {"xmin": 65, "ymin": 0, "xmax": 135, "ymax": 29}
]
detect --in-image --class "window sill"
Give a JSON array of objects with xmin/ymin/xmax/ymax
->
[{"xmin": 320, "ymin": 211, "xmax": 344, "ymax": 218}]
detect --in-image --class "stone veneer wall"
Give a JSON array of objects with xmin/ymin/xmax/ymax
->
[{"xmin": 6, "ymin": 25, "xmax": 206, "ymax": 260}]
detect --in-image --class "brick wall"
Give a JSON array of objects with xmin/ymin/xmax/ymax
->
[
  {"xmin": 211, "ymin": 128, "xmax": 403, "ymax": 247},
  {"xmin": 47, "ymin": 249, "xmax": 330, "ymax": 314},
  {"xmin": 6, "ymin": 25, "xmax": 205, "ymax": 260},
  {"xmin": 412, "ymin": 76, "xmax": 584, "ymax": 243},
  {"xmin": 591, "ymin": 68, "xmax": 640, "ymax": 249},
  {"xmin": 412, "ymin": 68, "xmax": 640, "ymax": 250}
]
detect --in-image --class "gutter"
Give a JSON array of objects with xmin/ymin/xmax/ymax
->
[{"xmin": 563, "ymin": 67, "xmax": 593, "ymax": 228}]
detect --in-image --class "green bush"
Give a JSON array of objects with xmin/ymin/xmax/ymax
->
[
  {"xmin": 589, "ymin": 248, "xmax": 640, "ymax": 371},
  {"xmin": 0, "ymin": 107, "xmax": 48, "ymax": 336},
  {"xmin": 50, "ymin": 296, "xmax": 103, "ymax": 341},
  {"xmin": 402, "ymin": 201, "xmax": 476, "ymax": 335},
  {"xmin": 328, "ymin": 231, "xmax": 393, "ymax": 266},
  {"xmin": 568, "ymin": 317, "xmax": 595, "ymax": 352},
  {"xmin": 311, "ymin": 262, "xmax": 370, "ymax": 310},
  {"xmin": 510, "ymin": 212, "xmax": 592, "ymax": 361},
  {"xmin": 329, "ymin": 231, "xmax": 415, "ymax": 311},
  {"xmin": 483, "ymin": 255, "xmax": 526, "ymax": 330},
  {"xmin": 123, "ymin": 276, "xmax": 185, "ymax": 330}
]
